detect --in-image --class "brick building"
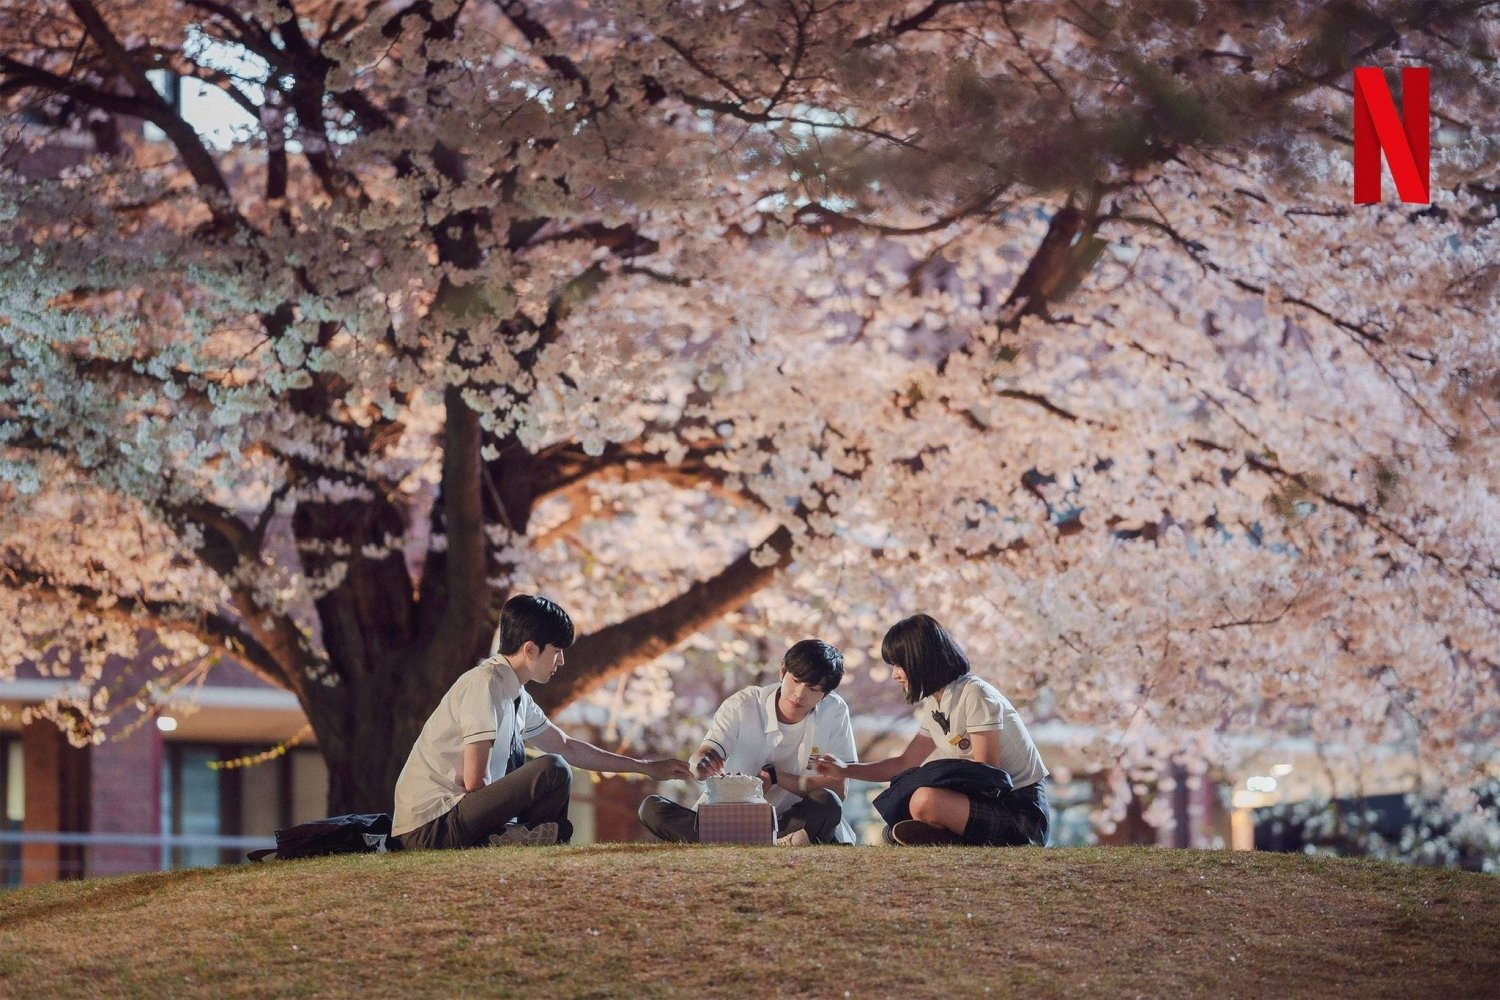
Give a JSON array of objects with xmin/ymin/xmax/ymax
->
[{"xmin": 1, "ymin": 658, "xmax": 320, "ymax": 886}]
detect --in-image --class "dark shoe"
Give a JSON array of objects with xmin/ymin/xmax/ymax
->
[
  {"xmin": 891, "ymin": 819, "xmax": 964, "ymax": 846},
  {"xmin": 881, "ymin": 824, "xmax": 898, "ymax": 845}
]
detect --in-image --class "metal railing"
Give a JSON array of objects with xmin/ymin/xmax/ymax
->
[{"xmin": 0, "ymin": 830, "xmax": 275, "ymax": 888}]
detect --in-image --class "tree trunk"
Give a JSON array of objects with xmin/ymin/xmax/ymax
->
[
  {"xmin": 300, "ymin": 525, "xmax": 793, "ymax": 814},
  {"xmin": 305, "ymin": 646, "xmax": 462, "ymax": 814}
]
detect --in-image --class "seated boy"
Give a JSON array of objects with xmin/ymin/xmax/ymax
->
[
  {"xmin": 638, "ymin": 639, "xmax": 858, "ymax": 845},
  {"xmin": 393, "ymin": 594, "xmax": 692, "ymax": 849}
]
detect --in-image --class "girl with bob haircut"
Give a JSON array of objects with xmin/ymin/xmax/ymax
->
[{"xmin": 814, "ymin": 614, "xmax": 1050, "ymax": 846}]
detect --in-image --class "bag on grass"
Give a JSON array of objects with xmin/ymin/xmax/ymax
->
[{"xmin": 247, "ymin": 812, "xmax": 393, "ymax": 862}]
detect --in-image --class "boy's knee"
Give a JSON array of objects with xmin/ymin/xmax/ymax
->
[
  {"xmin": 807, "ymin": 788, "xmax": 844, "ymax": 816},
  {"xmin": 638, "ymin": 795, "xmax": 667, "ymax": 823},
  {"xmin": 537, "ymin": 753, "xmax": 571, "ymax": 789}
]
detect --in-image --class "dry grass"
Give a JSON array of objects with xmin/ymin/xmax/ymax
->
[{"xmin": 1, "ymin": 845, "xmax": 1496, "ymax": 998}]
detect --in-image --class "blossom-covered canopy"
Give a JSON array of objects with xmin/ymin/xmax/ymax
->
[{"xmin": 1, "ymin": 1, "xmax": 1495, "ymax": 829}]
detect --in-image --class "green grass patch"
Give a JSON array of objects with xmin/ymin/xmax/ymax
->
[{"xmin": 1, "ymin": 846, "xmax": 1496, "ymax": 998}]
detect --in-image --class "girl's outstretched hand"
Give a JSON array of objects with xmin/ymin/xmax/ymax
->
[{"xmin": 810, "ymin": 753, "xmax": 847, "ymax": 777}]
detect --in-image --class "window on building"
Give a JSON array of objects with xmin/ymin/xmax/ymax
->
[
  {"xmin": 160, "ymin": 743, "xmax": 328, "ymax": 869},
  {"xmin": 1, "ymin": 736, "xmax": 21, "ymax": 888}
]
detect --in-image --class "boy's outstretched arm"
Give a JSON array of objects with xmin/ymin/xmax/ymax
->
[{"xmin": 529, "ymin": 722, "xmax": 692, "ymax": 781}]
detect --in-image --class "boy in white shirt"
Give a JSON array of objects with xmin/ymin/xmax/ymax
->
[
  {"xmin": 638, "ymin": 639, "xmax": 859, "ymax": 845},
  {"xmin": 392, "ymin": 595, "xmax": 692, "ymax": 849},
  {"xmin": 814, "ymin": 614, "xmax": 1049, "ymax": 847}
]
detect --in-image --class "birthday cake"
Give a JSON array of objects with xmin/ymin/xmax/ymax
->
[{"xmin": 702, "ymin": 773, "xmax": 765, "ymax": 805}]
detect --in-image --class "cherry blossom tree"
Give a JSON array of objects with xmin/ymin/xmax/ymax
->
[{"xmin": 1, "ymin": 1, "xmax": 1495, "ymax": 827}]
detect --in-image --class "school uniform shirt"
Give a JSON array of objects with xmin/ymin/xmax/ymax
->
[
  {"xmin": 698, "ymin": 683, "xmax": 859, "ymax": 843},
  {"xmin": 916, "ymin": 674, "xmax": 1048, "ymax": 789},
  {"xmin": 391, "ymin": 656, "xmax": 551, "ymax": 837}
]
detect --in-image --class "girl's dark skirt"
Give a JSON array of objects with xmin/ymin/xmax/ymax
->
[{"xmin": 962, "ymin": 779, "xmax": 1050, "ymax": 846}]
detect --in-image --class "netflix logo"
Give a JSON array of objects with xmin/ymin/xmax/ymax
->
[{"xmin": 1352, "ymin": 67, "xmax": 1430, "ymax": 205}]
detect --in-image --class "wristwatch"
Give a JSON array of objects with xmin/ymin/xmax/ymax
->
[{"xmin": 763, "ymin": 763, "xmax": 779, "ymax": 787}]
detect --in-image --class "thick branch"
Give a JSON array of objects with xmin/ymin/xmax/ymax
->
[
  {"xmin": 2, "ymin": 561, "xmax": 289, "ymax": 688},
  {"xmin": 165, "ymin": 501, "xmax": 320, "ymax": 696},
  {"xmin": 533, "ymin": 438, "xmax": 735, "ymax": 502},
  {"xmin": 789, "ymin": 182, "xmax": 1007, "ymax": 237},
  {"xmin": 533, "ymin": 524, "xmax": 794, "ymax": 712},
  {"xmin": 65, "ymin": 0, "xmax": 242, "ymax": 229}
]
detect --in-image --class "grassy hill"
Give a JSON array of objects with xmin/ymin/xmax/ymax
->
[{"xmin": 1, "ymin": 845, "xmax": 1496, "ymax": 998}]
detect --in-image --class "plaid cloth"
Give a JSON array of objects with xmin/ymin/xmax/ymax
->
[
  {"xmin": 962, "ymin": 780, "xmax": 1050, "ymax": 847},
  {"xmin": 699, "ymin": 802, "xmax": 777, "ymax": 844}
]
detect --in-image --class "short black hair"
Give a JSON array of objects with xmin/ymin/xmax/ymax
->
[
  {"xmin": 781, "ymin": 639, "xmax": 844, "ymax": 694},
  {"xmin": 494, "ymin": 595, "xmax": 574, "ymax": 656},
  {"xmin": 881, "ymin": 614, "xmax": 970, "ymax": 704}
]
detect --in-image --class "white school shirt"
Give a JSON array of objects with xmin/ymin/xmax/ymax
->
[
  {"xmin": 915, "ymin": 674, "xmax": 1048, "ymax": 789},
  {"xmin": 698, "ymin": 683, "xmax": 859, "ymax": 843},
  {"xmin": 391, "ymin": 656, "xmax": 551, "ymax": 837}
]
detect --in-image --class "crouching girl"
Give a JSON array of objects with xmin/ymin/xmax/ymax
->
[{"xmin": 814, "ymin": 614, "xmax": 1049, "ymax": 846}]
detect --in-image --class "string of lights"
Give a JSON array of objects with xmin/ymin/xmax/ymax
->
[{"xmin": 205, "ymin": 724, "xmax": 314, "ymax": 771}]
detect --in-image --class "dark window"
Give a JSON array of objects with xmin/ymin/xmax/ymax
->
[{"xmin": 160, "ymin": 743, "xmax": 328, "ymax": 869}]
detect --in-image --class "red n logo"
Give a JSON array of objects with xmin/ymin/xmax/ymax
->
[{"xmin": 1353, "ymin": 67, "xmax": 1430, "ymax": 204}]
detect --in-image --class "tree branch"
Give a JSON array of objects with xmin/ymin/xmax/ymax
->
[
  {"xmin": 532, "ymin": 437, "xmax": 735, "ymax": 502},
  {"xmin": 1187, "ymin": 438, "xmax": 1500, "ymax": 618},
  {"xmin": 531, "ymin": 450, "xmax": 754, "ymax": 548},
  {"xmin": 852, "ymin": 0, "xmax": 985, "ymax": 49},
  {"xmin": 1, "ymin": 561, "xmax": 290, "ymax": 688},
  {"xmin": 533, "ymin": 524, "xmax": 794, "ymax": 712},
  {"xmin": 64, "ymin": 0, "xmax": 243, "ymax": 230}
]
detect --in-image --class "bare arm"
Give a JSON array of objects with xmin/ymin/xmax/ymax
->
[
  {"xmin": 529, "ymin": 722, "xmax": 692, "ymax": 780},
  {"xmin": 969, "ymin": 729, "xmax": 1001, "ymax": 767},
  {"xmin": 815, "ymin": 732, "xmax": 935, "ymax": 784},
  {"xmin": 462, "ymin": 740, "xmax": 494, "ymax": 792}
]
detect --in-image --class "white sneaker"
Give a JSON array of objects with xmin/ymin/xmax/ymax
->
[
  {"xmin": 488, "ymin": 822, "xmax": 559, "ymax": 847},
  {"xmin": 775, "ymin": 829, "xmax": 811, "ymax": 847}
]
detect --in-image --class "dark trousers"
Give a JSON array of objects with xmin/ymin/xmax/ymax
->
[
  {"xmin": 638, "ymin": 789, "xmax": 845, "ymax": 844},
  {"xmin": 395, "ymin": 754, "xmax": 573, "ymax": 850}
]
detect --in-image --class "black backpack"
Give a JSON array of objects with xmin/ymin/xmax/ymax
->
[{"xmin": 247, "ymin": 812, "xmax": 393, "ymax": 862}]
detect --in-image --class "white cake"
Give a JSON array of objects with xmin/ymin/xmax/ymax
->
[{"xmin": 702, "ymin": 773, "xmax": 765, "ymax": 804}]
